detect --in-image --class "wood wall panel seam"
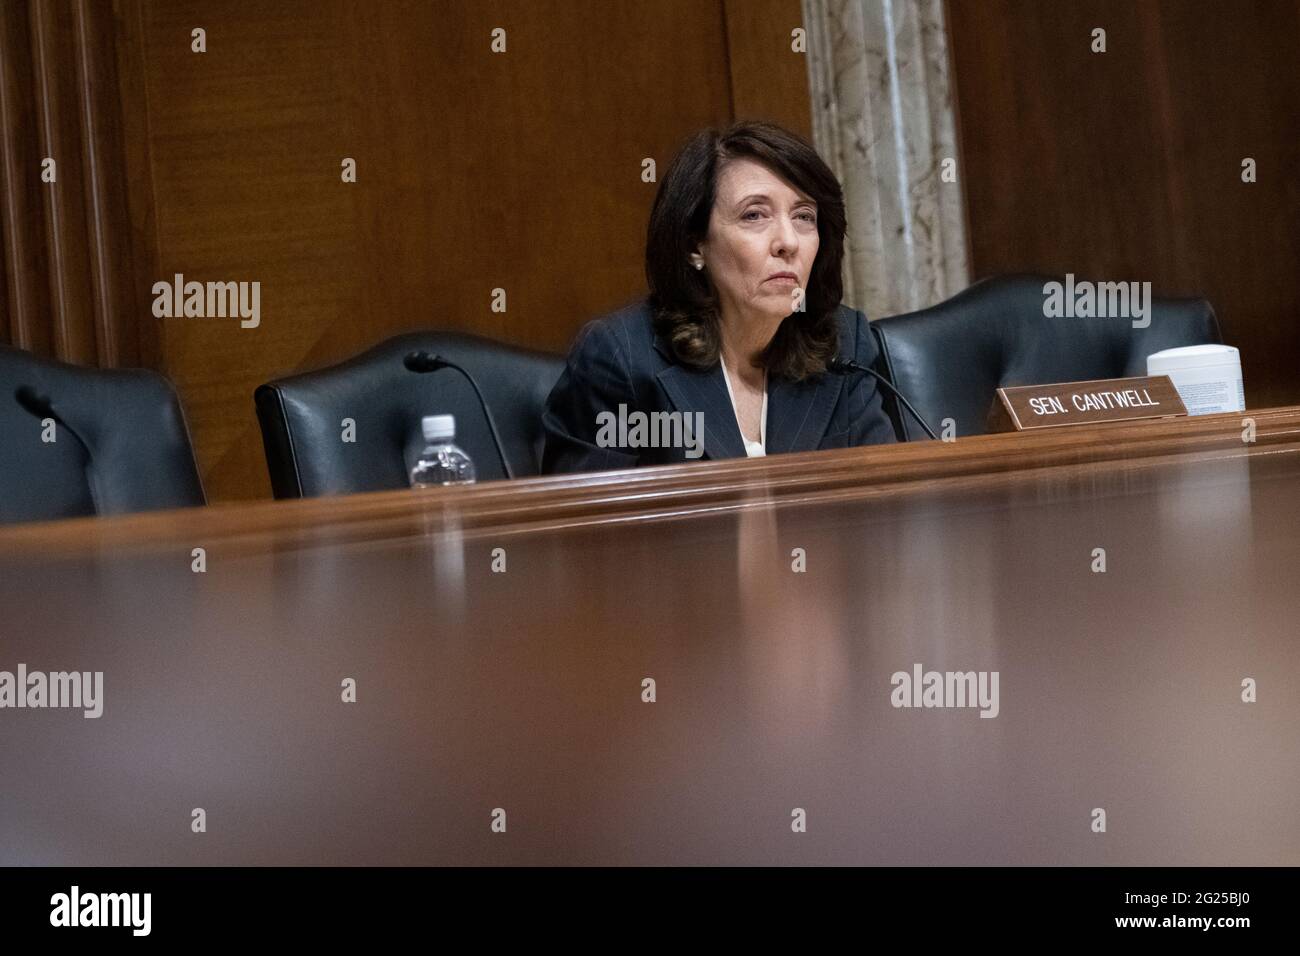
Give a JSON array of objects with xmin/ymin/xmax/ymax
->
[
  {"xmin": 720, "ymin": 0, "xmax": 737, "ymax": 120},
  {"xmin": 111, "ymin": 0, "xmax": 161, "ymax": 370}
]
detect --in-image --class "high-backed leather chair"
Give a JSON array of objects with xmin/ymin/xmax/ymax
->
[
  {"xmin": 870, "ymin": 274, "xmax": 1223, "ymax": 440},
  {"xmin": 255, "ymin": 332, "xmax": 564, "ymax": 498},
  {"xmin": 1, "ymin": 345, "xmax": 205, "ymax": 524}
]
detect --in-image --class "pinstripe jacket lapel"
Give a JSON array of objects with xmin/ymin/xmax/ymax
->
[
  {"xmin": 652, "ymin": 326, "xmax": 845, "ymax": 459},
  {"xmin": 654, "ymin": 362, "xmax": 747, "ymax": 460},
  {"xmin": 652, "ymin": 330, "xmax": 746, "ymax": 460},
  {"xmin": 764, "ymin": 367, "xmax": 844, "ymax": 454}
]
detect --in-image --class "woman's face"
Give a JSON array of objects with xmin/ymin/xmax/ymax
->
[{"xmin": 696, "ymin": 157, "xmax": 820, "ymax": 326}]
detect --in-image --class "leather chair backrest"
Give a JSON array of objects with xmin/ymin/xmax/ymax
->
[
  {"xmin": 870, "ymin": 274, "xmax": 1223, "ymax": 440},
  {"xmin": 1, "ymin": 345, "xmax": 205, "ymax": 524},
  {"xmin": 255, "ymin": 332, "xmax": 564, "ymax": 497}
]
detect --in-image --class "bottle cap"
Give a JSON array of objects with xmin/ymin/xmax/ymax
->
[{"xmin": 421, "ymin": 414, "xmax": 455, "ymax": 441}]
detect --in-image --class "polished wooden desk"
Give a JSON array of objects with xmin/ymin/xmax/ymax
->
[{"xmin": 1, "ymin": 407, "xmax": 1298, "ymax": 864}]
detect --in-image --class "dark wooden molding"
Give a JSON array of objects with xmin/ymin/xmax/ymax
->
[
  {"xmin": 109, "ymin": 0, "xmax": 160, "ymax": 369},
  {"xmin": 29, "ymin": 0, "xmax": 95, "ymax": 363},
  {"xmin": 0, "ymin": 0, "xmax": 145, "ymax": 366},
  {"xmin": 0, "ymin": 0, "xmax": 50, "ymax": 353},
  {"xmin": 73, "ymin": 0, "xmax": 142, "ymax": 367}
]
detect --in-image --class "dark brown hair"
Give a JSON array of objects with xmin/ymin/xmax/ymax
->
[{"xmin": 645, "ymin": 121, "xmax": 847, "ymax": 381}]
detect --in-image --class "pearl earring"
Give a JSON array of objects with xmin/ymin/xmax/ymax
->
[{"xmin": 693, "ymin": 260, "xmax": 704, "ymax": 270}]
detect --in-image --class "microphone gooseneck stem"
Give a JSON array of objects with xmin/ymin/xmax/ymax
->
[
  {"xmin": 832, "ymin": 360, "xmax": 939, "ymax": 441},
  {"xmin": 440, "ymin": 362, "xmax": 515, "ymax": 480},
  {"xmin": 404, "ymin": 354, "xmax": 515, "ymax": 480}
]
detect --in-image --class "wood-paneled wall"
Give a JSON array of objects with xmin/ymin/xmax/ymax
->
[
  {"xmin": 0, "ymin": 0, "xmax": 150, "ymax": 366},
  {"xmin": 946, "ymin": 0, "xmax": 1300, "ymax": 412},
  {"xmin": 12, "ymin": 0, "xmax": 1293, "ymax": 503},
  {"xmin": 1, "ymin": 0, "xmax": 810, "ymax": 500}
]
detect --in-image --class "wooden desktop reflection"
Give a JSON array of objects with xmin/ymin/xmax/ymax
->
[{"xmin": 0, "ymin": 408, "xmax": 1297, "ymax": 864}]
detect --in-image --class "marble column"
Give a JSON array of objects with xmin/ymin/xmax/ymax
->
[{"xmin": 803, "ymin": 0, "xmax": 970, "ymax": 318}]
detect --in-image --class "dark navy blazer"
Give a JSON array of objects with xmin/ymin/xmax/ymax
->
[{"xmin": 541, "ymin": 299, "xmax": 897, "ymax": 473}]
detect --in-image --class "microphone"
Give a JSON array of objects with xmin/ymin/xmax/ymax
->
[
  {"xmin": 403, "ymin": 351, "xmax": 515, "ymax": 480},
  {"xmin": 826, "ymin": 357, "xmax": 939, "ymax": 441}
]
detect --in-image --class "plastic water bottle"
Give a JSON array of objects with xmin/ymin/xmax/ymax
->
[{"xmin": 409, "ymin": 414, "xmax": 476, "ymax": 487}]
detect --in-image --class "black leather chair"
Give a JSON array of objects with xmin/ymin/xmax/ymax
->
[
  {"xmin": 1, "ymin": 345, "xmax": 205, "ymax": 524},
  {"xmin": 255, "ymin": 332, "xmax": 564, "ymax": 498},
  {"xmin": 870, "ymin": 274, "xmax": 1223, "ymax": 440}
]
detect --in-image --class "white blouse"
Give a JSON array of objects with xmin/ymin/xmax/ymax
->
[{"xmin": 719, "ymin": 362, "xmax": 767, "ymax": 457}]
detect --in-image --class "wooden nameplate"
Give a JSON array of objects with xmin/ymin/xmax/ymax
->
[{"xmin": 987, "ymin": 375, "xmax": 1188, "ymax": 432}]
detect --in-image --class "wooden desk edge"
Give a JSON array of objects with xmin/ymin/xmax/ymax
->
[{"xmin": 2, "ymin": 405, "xmax": 1297, "ymax": 556}]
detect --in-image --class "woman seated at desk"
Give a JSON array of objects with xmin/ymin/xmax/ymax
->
[{"xmin": 541, "ymin": 120, "xmax": 897, "ymax": 474}]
